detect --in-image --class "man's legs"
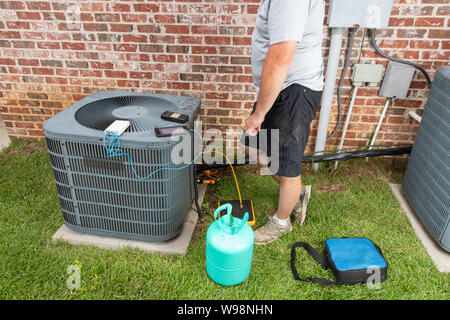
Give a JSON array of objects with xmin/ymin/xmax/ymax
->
[
  {"xmin": 254, "ymin": 149, "xmax": 302, "ymax": 219},
  {"xmin": 250, "ymin": 170, "xmax": 303, "ymax": 245},
  {"xmin": 244, "ymin": 145, "xmax": 302, "ymax": 220},
  {"xmin": 242, "ymin": 85, "xmax": 321, "ymax": 244},
  {"xmin": 275, "ymin": 175, "xmax": 302, "ymax": 220},
  {"xmin": 265, "ymin": 171, "xmax": 311, "ymax": 225},
  {"xmin": 242, "ymin": 145, "xmax": 298, "ymax": 244},
  {"xmin": 245, "ymin": 144, "xmax": 315, "ymax": 244}
]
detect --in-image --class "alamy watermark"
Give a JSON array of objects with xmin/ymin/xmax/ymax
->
[
  {"xmin": 66, "ymin": 264, "xmax": 81, "ymax": 290},
  {"xmin": 169, "ymin": 120, "xmax": 280, "ymax": 175},
  {"xmin": 366, "ymin": 266, "xmax": 382, "ymax": 290}
]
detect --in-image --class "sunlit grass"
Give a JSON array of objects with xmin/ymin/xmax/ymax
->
[{"xmin": 0, "ymin": 139, "xmax": 448, "ymax": 299}]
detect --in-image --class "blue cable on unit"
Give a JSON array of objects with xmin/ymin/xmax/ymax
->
[{"xmin": 103, "ymin": 128, "xmax": 203, "ymax": 180}]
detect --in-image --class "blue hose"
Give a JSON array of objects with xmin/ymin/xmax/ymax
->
[{"xmin": 103, "ymin": 129, "xmax": 203, "ymax": 180}]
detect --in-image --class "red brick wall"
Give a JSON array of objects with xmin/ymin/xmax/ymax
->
[{"xmin": 0, "ymin": 0, "xmax": 448, "ymax": 152}]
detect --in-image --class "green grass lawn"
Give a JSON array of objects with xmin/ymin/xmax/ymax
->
[{"xmin": 0, "ymin": 138, "xmax": 448, "ymax": 299}]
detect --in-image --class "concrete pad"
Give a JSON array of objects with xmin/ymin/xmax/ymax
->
[
  {"xmin": 389, "ymin": 183, "xmax": 450, "ymax": 273},
  {"xmin": 53, "ymin": 224, "xmax": 129, "ymax": 250},
  {"xmin": 52, "ymin": 184, "xmax": 207, "ymax": 256},
  {"xmin": 0, "ymin": 115, "xmax": 11, "ymax": 151}
]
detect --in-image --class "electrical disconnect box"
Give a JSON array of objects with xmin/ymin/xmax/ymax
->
[
  {"xmin": 328, "ymin": 0, "xmax": 394, "ymax": 28},
  {"xmin": 379, "ymin": 61, "xmax": 415, "ymax": 99},
  {"xmin": 351, "ymin": 64, "xmax": 384, "ymax": 87}
]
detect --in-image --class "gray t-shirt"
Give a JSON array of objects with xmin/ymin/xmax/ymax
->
[{"xmin": 251, "ymin": 0, "xmax": 325, "ymax": 96}]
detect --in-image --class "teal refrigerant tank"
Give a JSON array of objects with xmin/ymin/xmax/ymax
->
[{"xmin": 206, "ymin": 203, "xmax": 254, "ymax": 286}]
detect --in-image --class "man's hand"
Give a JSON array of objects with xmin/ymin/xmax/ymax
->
[{"xmin": 244, "ymin": 110, "xmax": 265, "ymax": 136}]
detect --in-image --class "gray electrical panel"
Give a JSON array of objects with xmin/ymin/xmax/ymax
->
[
  {"xmin": 379, "ymin": 61, "xmax": 415, "ymax": 99},
  {"xmin": 328, "ymin": 0, "xmax": 394, "ymax": 28},
  {"xmin": 351, "ymin": 64, "xmax": 384, "ymax": 87}
]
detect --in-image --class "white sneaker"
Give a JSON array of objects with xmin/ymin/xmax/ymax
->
[{"xmin": 254, "ymin": 215, "xmax": 292, "ymax": 245}]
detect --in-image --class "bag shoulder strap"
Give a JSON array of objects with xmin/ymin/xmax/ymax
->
[{"xmin": 290, "ymin": 242, "xmax": 336, "ymax": 286}]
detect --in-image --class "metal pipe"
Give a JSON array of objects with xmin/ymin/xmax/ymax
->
[
  {"xmin": 408, "ymin": 111, "xmax": 422, "ymax": 123},
  {"xmin": 369, "ymin": 98, "xmax": 391, "ymax": 151},
  {"xmin": 334, "ymin": 86, "xmax": 359, "ymax": 169},
  {"xmin": 313, "ymin": 27, "xmax": 346, "ymax": 171},
  {"xmin": 366, "ymin": 98, "xmax": 392, "ymax": 161}
]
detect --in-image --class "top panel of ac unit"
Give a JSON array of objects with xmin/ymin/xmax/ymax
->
[{"xmin": 43, "ymin": 90, "xmax": 201, "ymax": 146}]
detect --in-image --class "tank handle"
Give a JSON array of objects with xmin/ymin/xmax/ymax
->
[
  {"xmin": 214, "ymin": 204, "xmax": 249, "ymax": 234},
  {"xmin": 236, "ymin": 212, "xmax": 249, "ymax": 231},
  {"xmin": 214, "ymin": 203, "xmax": 232, "ymax": 220}
]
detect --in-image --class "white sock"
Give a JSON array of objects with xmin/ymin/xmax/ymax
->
[{"xmin": 272, "ymin": 214, "xmax": 289, "ymax": 226}]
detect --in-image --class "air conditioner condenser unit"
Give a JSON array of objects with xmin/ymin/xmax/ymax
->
[
  {"xmin": 402, "ymin": 66, "xmax": 450, "ymax": 252},
  {"xmin": 44, "ymin": 90, "xmax": 201, "ymax": 242}
]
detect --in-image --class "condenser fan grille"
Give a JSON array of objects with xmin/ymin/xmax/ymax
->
[{"xmin": 75, "ymin": 95, "xmax": 172, "ymax": 133}]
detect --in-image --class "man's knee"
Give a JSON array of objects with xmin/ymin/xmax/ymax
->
[{"xmin": 278, "ymin": 175, "xmax": 302, "ymax": 184}]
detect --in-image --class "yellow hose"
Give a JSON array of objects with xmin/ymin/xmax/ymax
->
[{"xmin": 202, "ymin": 150, "xmax": 243, "ymax": 208}]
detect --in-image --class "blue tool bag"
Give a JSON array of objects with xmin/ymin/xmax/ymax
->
[{"xmin": 290, "ymin": 238, "xmax": 388, "ymax": 286}]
